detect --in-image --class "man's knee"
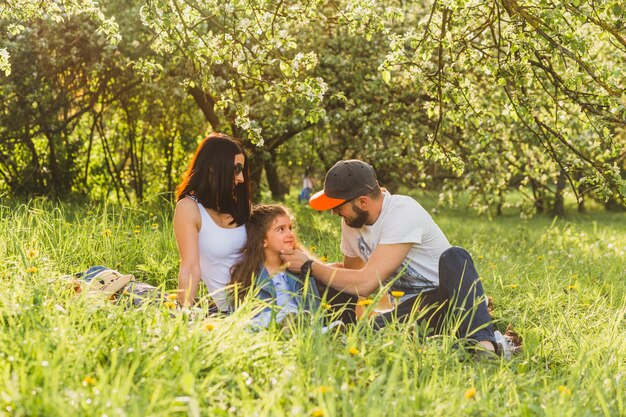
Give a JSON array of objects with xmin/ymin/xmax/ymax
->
[
  {"xmin": 439, "ymin": 246, "xmax": 480, "ymax": 287},
  {"xmin": 440, "ymin": 246, "xmax": 473, "ymax": 271},
  {"xmin": 440, "ymin": 246, "xmax": 468, "ymax": 263}
]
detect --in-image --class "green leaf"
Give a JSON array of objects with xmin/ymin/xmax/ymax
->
[
  {"xmin": 279, "ymin": 62, "xmax": 292, "ymax": 77},
  {"xmin": 179, "ymin": 372, "xmax": 195, "ymax": 394},
  {"xmin": 611, "ymin": 4, "xmax": 623, "ymax": 16},
  {"xmin": 381, "ymin": 70, "xmax": 391, "ymax": 85}
]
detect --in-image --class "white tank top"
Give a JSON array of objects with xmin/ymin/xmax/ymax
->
[{"xmin": 195, "ymin": 199, "xmax": 247, "ymax": 311}]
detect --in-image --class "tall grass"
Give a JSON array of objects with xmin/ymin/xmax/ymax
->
[{"xmin": 0, "ymin": 197, "xmax": 624, "ymax": 416}]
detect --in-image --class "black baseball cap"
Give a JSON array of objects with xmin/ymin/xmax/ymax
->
[{"xmin": 309, "ymin": 160, "xmax": 378, "ymax": 211}]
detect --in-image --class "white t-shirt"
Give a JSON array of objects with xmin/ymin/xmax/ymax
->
[
  {"xmin": 195, "ymin": 200, "xmax": 247, "ymax": 311},
  {"xmin": 340, "ymin": 192, "xmax": 451, "ymax": 298}
]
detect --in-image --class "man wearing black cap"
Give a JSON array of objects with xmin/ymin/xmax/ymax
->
[{"xmin": 280, "ymin": 159, "xmax": 503, "ymax": 355}]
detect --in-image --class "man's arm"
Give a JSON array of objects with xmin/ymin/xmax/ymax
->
[{"xmin": 281, "ymin": 243, "xmax": 412, "ymax": 296}]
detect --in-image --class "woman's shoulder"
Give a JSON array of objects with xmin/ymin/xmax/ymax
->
[
  {"xmin": 174, "ymin": 197, "xmax": 201, "ymax": 224},
  {"xmin": 176, "ymin": 195, "xmax": 199, "ymax": 210}
]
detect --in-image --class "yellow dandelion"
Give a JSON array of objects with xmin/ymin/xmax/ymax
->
[
  {"xmin": 319, "ymin": 256, "xmax": 328, "ymax": 262},
  {"xmin": 567, "ymin": 285, "xmax": 577, "ymax": 291},
  {"xmin": 489, "ymin": 263, "xmax": 497, "ymax": 269},
  {"xmin": 151, "ymin": 223, "xmax": 159, "ymax": 230},
  {"xmin": 348, "ymin": 347, "xmax": 359, "ymax": 356},
  {"xmin": 101, "ymin": 229, "xmax": 112, "ymax": 237},
  {"xmin": 26, "ymin": 267, "xmax": 38, "ymax": 274},
  {"xmin": 203, "ymin": 322, "xmax": 215, "ymax": 331},
  {"xmin": 26, "ymin": 249, "xmax": 38, "ymax": 259},
  {"xmin": 478, "ymin": 256, "xmax": 484, "ymax": 260},
  {"xmin": 82, "ymin": 376, "xmax": 97, "ymax": 386},
  {"xmin": 311, "ymin": 408, "xmax": 324, "ymax": 417},
  {"xmin": 558, "ymin": 385, "xmax": 571, "ymax": 395},
  {"xmin": 164, "ymin": 301, "xmax": 177, "ymax": 309},
  {"xmin": 322, "ymin": 303, "xmax": 332, "ymax": 309},
  {"xmin": 309, "ymin": 246, "xmax": 317, "ymax": 252},
  {"xmin": 464, "ymin": 387, "xmax": 477, "ymax": 399},
  {"xmin": 537, "ymin": 256, "xmax": 543, "ymax": 260},
  {"xmin": 166, "ymin": 293, "xmax": 178, "ymax": 301},
  {"xmin": 357, "ymin": 298, "xmax": 373, "ymax": 306},
  {"xmin": 133, "ymin": 229, "xmax": 140, "ymax": 235},
  {"xmin": 508, "ymin": 284, "xmax": 518, "ymax": 289},
  {"xmin": 391, "ymin": 291, "xmax": 405, "ymax": 298},
  {"xmin": 318, "ymin": 385, "xmax": 332, "ymax": 394}
]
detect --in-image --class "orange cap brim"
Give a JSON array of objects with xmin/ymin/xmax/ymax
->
[{"xmin": 308, "ymin": 190, "xmax": 346, "ymax": 211}]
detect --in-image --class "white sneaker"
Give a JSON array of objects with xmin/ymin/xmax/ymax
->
[
  {"xmin": 321, "ymin": 320, "xmax": 345, "ymax": 335},
  {"xmin": 494, "ymin": 330, "xmax": 518, "ymax": 360}
]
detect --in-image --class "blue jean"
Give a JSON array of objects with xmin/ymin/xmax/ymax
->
[
  {"xmin": 373, "ymin": 247, "xmax": 495, "ymax": 344},
  {"xmin": 316, "ymin": 247, "xmax": 495, "ymax": 344}
]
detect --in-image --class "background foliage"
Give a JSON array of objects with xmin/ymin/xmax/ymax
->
[{"xmin": 1, "ymin": 0, "xmax": 625, "ymax": 215}]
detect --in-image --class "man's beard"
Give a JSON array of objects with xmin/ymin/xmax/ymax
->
[{"xmin": 345, "ymin": 204, "xmax": 369, "ymax": 228}]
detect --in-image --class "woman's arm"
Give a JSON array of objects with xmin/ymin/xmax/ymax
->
[{"xmin": 173, "ymin": 198, "xmax": 202, "ymax": 306}]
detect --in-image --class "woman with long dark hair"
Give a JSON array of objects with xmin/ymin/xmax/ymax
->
[{"xmin": 174, "ymin": 132, "xmax": 251, "ymax": 310}]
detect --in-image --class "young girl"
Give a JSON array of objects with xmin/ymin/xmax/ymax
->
[{"xmin": 230, "ymin": 204, "xmax": 319, "ymax": 327}]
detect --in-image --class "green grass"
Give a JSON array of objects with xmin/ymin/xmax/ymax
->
[{"xmin": 0, "ymin": 196, "xmax": 625, "ymax": 417}]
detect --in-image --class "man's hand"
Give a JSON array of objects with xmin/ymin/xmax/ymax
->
[{"xmin": 280, "ymin": 249, "xmax": 310, "ymax": 272}]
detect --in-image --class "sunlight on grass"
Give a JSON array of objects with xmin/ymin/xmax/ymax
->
[{"xmin": 0, "ymin": 198, "xmax": 624, "ymax": 416}]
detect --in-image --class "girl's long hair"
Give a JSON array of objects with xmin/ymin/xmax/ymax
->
[
  {"xmin": 175, "ymin": 132, "xmax": 251, "ymax": 225},
  {"xmin": 230, "ymin": 204, "xmax": 300, "ymax": 300}
]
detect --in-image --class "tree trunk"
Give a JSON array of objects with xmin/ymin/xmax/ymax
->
[
  {"xmin": 163, "ymin": 128, "xmax": 176, "ymax": 198},
  {"xmin": 21, "ymin": 123, "xmax": 43, "ymax": 194},
  {"xmin": 577, "ymin": 184, "xmax": 586, "ymax": 213},
  {"xmin": 97, "ymin": 119, "xmax": 131, "ymax": 204},
  {"xmin": 531, "ymin": 180, "xmax": 544, "ymax": 215},
  {"xmin": 551, "ymin": 170, "xmax": 566, "ymax": 217},
  {"xmin": 188, "ymin": 87, "xmax": 221, "ymax": 131},
  {"xmin": 45, "ymin": 131, "xmax": 62, "ymax": 197},
  {"xmin": 265, "ymin": 151, "xmax": 288, "ymax": 200},
  {"xmin": 604, "ymin": 198, "xmax": 626, "ymax": 212},
  {"xmin": 83, "ymin": 113, "xmax": 98, "ymax": 190},
  {"xmin": 245, "ymin": 144, "xmax": 265, "ymax": 201}
]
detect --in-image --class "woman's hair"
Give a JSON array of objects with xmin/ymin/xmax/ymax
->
[
  {"xmin": 230, "ymin": 204, "xmax": 300, "ymax": 300},
  {"xmin": 176, "ymin": 132, "xmax": 251, "ymax": 225}
]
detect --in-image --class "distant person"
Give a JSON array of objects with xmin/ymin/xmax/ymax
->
[
  {"xmin": 298, "ymin": 168, "xmax": 315, "ymax": 203},
  {"xmin": 230, "ymin": 204, "xmax": 320, "ymax": 327},
  {"xmin": 174, "ymin": 133, "xmax": 251, "ymax": 310},
  {"xmin": 281, "ymin": 159, "xmax": 508, "ymax": 357}
]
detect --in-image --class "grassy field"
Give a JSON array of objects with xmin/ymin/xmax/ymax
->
[{"xmin": 0, "ymin": 195, "xmax": 624, "ymax": 417}]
